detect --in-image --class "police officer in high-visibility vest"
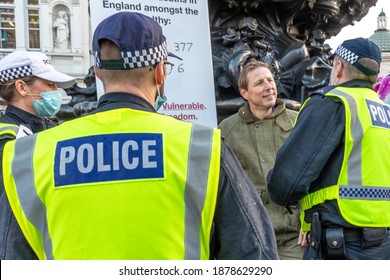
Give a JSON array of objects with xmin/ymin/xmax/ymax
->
[
  {"xmin": 267, "ymin": 37, "xmax": 390, "ymax": 260},
  {"xmin": 2, "ymin": 12, "xmax": 278, "ymax": 260},
  {"xmin": 0, "ymin": 51, "xmax": 75, "ymax": 259}
]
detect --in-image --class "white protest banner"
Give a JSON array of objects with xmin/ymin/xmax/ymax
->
[{"xmin": 89, "ymin": 0, "xmax": 218, "ymax": 128}]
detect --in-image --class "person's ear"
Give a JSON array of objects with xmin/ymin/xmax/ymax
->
[
  {"xmin": 14, "ymin": 80, "xmax": 29, "ymax": 97},
  {"xmin": 239, "ymin": 87, "xmax": 248, "ymax": 100},
  {"xmin": 154, "ymin": 60, "xmax": 165, "ymax": 86},
  {"xmin": 93, "ymin": 65, "xmax": 101, "ymax": 80},
  {"xmin": 336, "ymin": 60, "xmax": 343, "ymax": 78}
]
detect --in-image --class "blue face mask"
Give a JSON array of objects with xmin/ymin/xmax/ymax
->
[
  {"xmin": 154, "ymin": 84, "xmax": 167, "ymax": 111},
  {"xmin": 154, "ymin": 95, "xmax": 167, "ymax": 111},
  {"xmin": 32, "ymin": 89, "xmax": 64, "ymax": 117}
]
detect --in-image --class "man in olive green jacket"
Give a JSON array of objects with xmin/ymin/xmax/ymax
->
[{"xmin": 219, "ymin": 61, "xmax": 304, "ymax": 259}]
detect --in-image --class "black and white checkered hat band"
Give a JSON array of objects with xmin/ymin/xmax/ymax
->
[
  {"xmin": 336, "ymin": 45, "xmax": 359, "ymax": 65},
  {"xmin": 95, "ymin": 41, "xmax": 169, "ymax": 69},
  {"xmin": 0, "ymin": 65, "xmax": 33, "ymax": 83}
]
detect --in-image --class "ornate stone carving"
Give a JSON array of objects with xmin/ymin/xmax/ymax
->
[
  {"xmin": 209, "ymin": 0, "xmax": 378, "ymax": 121},
  {"xmin": 53, "ymin": 10, "xmax": 70, "ymax": 50}
]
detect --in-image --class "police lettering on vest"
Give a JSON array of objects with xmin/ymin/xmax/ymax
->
[
  {"xmin": 366, "ymin": 100, "xmax": 390, "ymax": 129},
  {"xmin": 54, "ymin": 133, "xmax": 164, "ymax": 187}
]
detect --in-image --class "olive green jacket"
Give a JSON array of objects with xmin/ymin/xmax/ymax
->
[{"xmin": 219, "ymin": 99, "xmax": 300, "ymax": 240}]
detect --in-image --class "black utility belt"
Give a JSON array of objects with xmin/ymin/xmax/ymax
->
[{"xmin": 325, "ymin": 226, "xmax": 388, "ymax": 258}]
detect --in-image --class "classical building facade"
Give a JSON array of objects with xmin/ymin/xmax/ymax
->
[{"xmin": 0, "ymin": 0, "xmax": 92, "ymax": 82}]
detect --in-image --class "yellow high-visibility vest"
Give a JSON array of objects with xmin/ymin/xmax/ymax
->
[
  {"xmin": 3, "ymin": 108, "xmax": 221, "ymax": 259},
  {"xmin": 299, "ymin": 87, "xmax": 390, "ymax": 232}
]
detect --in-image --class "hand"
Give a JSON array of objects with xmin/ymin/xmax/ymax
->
[{"xmin": 298, "ymin": 230, "xmax": 309, "ymax": 247}]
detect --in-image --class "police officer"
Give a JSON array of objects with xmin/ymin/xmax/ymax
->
[
  {"xmin": 267, "ymin": 37, "xmax": 390, "ymax": 260},
  {"xmin": 0, "ymin": 51, "xmax": 75, "ymax": 259},
  {"xmin": 1, "ymin": 12, "xmax": 278, "ymax": 260}
]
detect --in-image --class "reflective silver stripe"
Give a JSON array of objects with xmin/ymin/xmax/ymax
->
[
  {"xmin": 12, "ymin": 135, "xmax": 53, "ymax": 259},
  {"xmin": 0, "ymin": 125, "xmax": 18, "ymax": 135},
  {"xmin": 330, "ymin": 89, "xmax": 363, "ymax": 186},
  {"xmin": 184, "ymin": 124, "xmax": 213, "ymax": 260}
]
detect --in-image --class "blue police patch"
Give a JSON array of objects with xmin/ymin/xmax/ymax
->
[
  {"xmin": 366, "ymin": 100, "xmax": 390, "ymax": 129},
  {"xmin": 54, "ymin": 133, "xmax": 164, "ymax": 187}
]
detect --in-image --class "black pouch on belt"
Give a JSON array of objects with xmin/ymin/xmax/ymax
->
[
  {"xmin": 325, "ymin": 227, "xmax": 346, "ymax": 258},
  {"xmin": 362, "ymin": 228, "xmax": 387, "ymax": 248}
]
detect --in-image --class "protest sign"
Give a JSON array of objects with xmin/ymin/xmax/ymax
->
[{"xmin": 90, "ymin": 0, "xmax": 217, "ymax": 127}]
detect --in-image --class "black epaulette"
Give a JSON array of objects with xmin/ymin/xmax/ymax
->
[{"xmin": 308, "ymin": 85, "xmax": 336, "ymax": 98}]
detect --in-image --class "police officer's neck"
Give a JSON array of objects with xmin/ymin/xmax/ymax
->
[
  {"xmin": 104, "ymin": 84, "xmax": 156, "ymax": 107},
  {"xmin": 9, "ymin": 97, "xmax": 36, "ymax": 116}
]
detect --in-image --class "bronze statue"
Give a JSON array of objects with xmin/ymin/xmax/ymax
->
[
  {"xmin": 55, "ymin": 66, "xmax": 98, "ymax": 122},
  {"xmin": 210, "ymin": 0, "xmax": 378, "ymax": 122}
]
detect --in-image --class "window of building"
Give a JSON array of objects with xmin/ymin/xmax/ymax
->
[
  {"xmin": 26, "ymin": 0, "xmax": 39, "ymax": 49},
  {"xmin": 0, "ymin": 0, "xmax": 16, "ymax": 49}
]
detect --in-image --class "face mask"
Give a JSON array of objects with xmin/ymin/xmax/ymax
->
[
  {"xmin": 31, "ymin": 89, "xmax": 64, "ymax": 117},
  {"xmin": 155, "ymin": 95, "xmax": 167, "ymax": 111},
  {"xmin": 154, "ymin": 84, "xmax": 167, "ymax": 111}
]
